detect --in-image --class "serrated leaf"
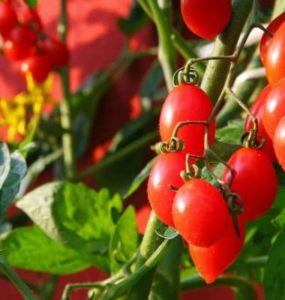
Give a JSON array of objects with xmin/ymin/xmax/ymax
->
[
  {"xmin": 124, "ymin": 157, "xmax": 156, "ymax": 199},
  {"xmin": 23, "ymin": 0, "xmax": 38, "ymax": 8},
  {"xmin": 52, "ymin": 184, "xmax": 123, "ymax": 257},
  {"xmin": 109, "ymin": 206, "xmax": 138, "ymax": 273},
  {"xmin": 0, "ymin": 142, "xmax": 10, "ymax": 189},
  {"xmin": 264, "ymin": 229, "xmax": 285, "ymax": 300},
  {"xmin": 0, "ymin": 151, "xmax": 27, "ymax": 221},
  {"xmin": 1, "ymin": 226, "xmax": 91, "ymax": 274}
]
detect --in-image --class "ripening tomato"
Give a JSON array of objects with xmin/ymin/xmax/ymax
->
[
  {"xmin": 41, "ymin": 36, "xmax": 69, "ymax": 68},
  {"xmin": 181, "ymin": 0, "xmax": 231, "ymax": 40},
  {"xmin": 0, "ymin": 2, "xmax": 17, "ymax": 37},
  {"xmin": 259, "ymin": 12, "xmax": 285, "ymax": 65},
  {"xmin": 172, "ymin": 179, "xmax": 230, "ymax": 247},
  {"xmin": 244, "ymin": 85, "xmax": 276, "ymax": 161},
  {"xmin": 273, "ymin": 116, "xmax": 285, "ymax": 171},
  {"xmin": 189, "ymin": 216, "xmax": 245, "ymax": 284},
  {"xmin": 20, "ymin": 54, "xmax": 51, "ymax": 83},
  {"xmin": 264, "ymin": 22, "xmax": 285, "ymax": 85},
  {"xmin": 3, "ymin": 25, "xmax": 37, "ymax": 61},
  {"xmin": 147, "ymin": 152, "xmax": 185, "ymax": 227},
  {"xmin": 263, "ymin": 78, "xmax": 285, "ymax": 138},
  {"xmin": 221, "ymin": 147, "xmax": 277, "ymax": 221},
  {"xmin": 159, "ymin": 84, "xmax": 216, "ymax": 156}
]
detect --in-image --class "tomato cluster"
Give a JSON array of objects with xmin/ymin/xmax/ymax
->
[
  {"xmin": 256, "ymin": 12, "xmax": 285, "ymax": 172},
  {"xmin": 147, "ymin": 78, "xmax": 278, "ymax": 283},
  {"xmin": 0, "ymin": 1, "xmax": 69, "ymax": 83}
]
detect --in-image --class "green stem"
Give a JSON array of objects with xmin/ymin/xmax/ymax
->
[
  {"xmin": 149, "ymin": 237, "xmax": 183, "ymax": 300},
  {"xmin": 147, "ymin": 0, "xmax": 176, "ymax": 91},
  {"xmin": 127, "ymin": 212, "xmax": 164, "ymax": 300},
  {"xmin": 76, "ymin": 131, "xmax": 158, "ymax": 180},
  {"xmin": 201, "ymin": 0, "xmax": 254, "ymax": 103},
  {"xmin": 180, "ymin": 274, "xmax": 258, "ymax": 300},
  {"xmin": 0, "ymin": 255, "xmax": 37, "ymax": 300},
  {"xmin": 102, "ymin": 239, "xmax": 170, "ymax": 300},
  {"xmin": 58, "ymin": 0, "xmax": 76, "ymax": 180}
]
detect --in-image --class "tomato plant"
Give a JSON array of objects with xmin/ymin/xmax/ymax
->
[{"xmin": 1, "ymin": 1, "xmax": 285, "ymax": 300}]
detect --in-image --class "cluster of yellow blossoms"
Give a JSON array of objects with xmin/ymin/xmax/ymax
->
[{"xmin": 0, "ymin": 74, "xmax": 57, "ymax": 143}]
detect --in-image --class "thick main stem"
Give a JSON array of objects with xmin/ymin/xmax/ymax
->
[
  {"xmin": 58, "ymin": 0, "xmax": 76, "ymax": 180},
  {"xmin": 201, "ymin": 0, "xmax": 254, "ymax": 103}
]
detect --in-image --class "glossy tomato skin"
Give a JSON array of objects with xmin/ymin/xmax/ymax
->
[
  {"xmin": 181, "ymin": 0, "xmax": 231, "ymax": 40},
  {"xmin": 244, "ymin": 85, "xmax": 276, "ymax": 161},
  {"xmin": 260, "ymin": 12, "xmax": 285, "ymax": 65},
  {"xmin": 263, "ymin": 78, "xmax": 285, "ymax": 138},
  {"xmin": 147, "ymin": 152, "xmax": 185, "ymax": 227},
  {"xmin": 3, "ymin": 25, "xmax": 37, "ymax": 61},
  {"xmin": 221, "ymin": 148, "xmax": 277, "ymax": 221},
  {"xmin": 189, "ymin": 216, "xmax": 245, "ymax": 284},
  {"xmin": 41, "ymin": 36, "xmax": 69, "ymax": 68},
  {"xmin": 172, "ymin": 179, "xmax": 230, "ymax": 247},
  {"xmin": 273, "ymin": 116, "xmax": 285, "ymax": 171},
  {"xmin": 159, "ymin": 84, "xmax": 215, "ymax": 156},
  {"xmin": 0, "ymin": 2, "xmax": 17, "ymax": 37},
  {"xmin": 21, "ymin": 54, "xmax": 51, "ymax": 83},
  {"xmin": 265, "ymin": 22, "xmax": 285, "ymax": 85}
]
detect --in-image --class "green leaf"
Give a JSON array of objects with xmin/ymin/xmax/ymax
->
[
  {"xmin": 0, "ymin": 142, "xmax": 10, "ymax": 189},
  {"xmin": 109, "ymin": 206, "xmax": 138, "ymax": 273},
  {"xmin": 216, "ymin": 121, "xmax": 244, "ymax": 145},
  {"xmin": 124, "ymin": 157, "xmax": 156, "ymax": 199},
  {"xmin": 23, "ymin": 0, "xmax": 38, "ymax": 8},
  {"xmin": 1, "ymin": 226, "xmax": 91, "ymax": 274},
  {"xmin": 17, "ymin": 182, "xmax": 122, "ymax": 272},
  {"xmin": 117, "ymin": 1, "xmax": 147, "ymax": 36},
  {"xmin": 264, "ymin": 229, "xmax": 285, "ymax": 300},
  {"xmin": 0, "ymin": 151, "xmax": 27, "ymax": 221}
]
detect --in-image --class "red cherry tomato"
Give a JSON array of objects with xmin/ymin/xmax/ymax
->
[
  {"xmin": 264, "ymin": 22, "xmax": 285, "ymax": 85},
  {"xmin": 244, "ymin": 85, "xmax": 276, "ymax": 161},
  {"xmin": 260, "ymin": 12, "xmax": 285, "ymax": 65},
  {"xmin": 20, "ymin": 54, "xmax": 51, "ymax": 83},
  {"xmin": 41, "ymin": 36, "xmax": 69, "ymax": 68},
  {"xmin": 0, "ymin": 2, "xmax": 17, "ymax": 37},
  {"xmin": 3, "ymin": 25, "xmax": 37, "ymax": 61},
  {"xmin": 189, "ymin": 216, "xmax": 245, "ymax": 284},
  {"xmin": 180, "ymin": 0, "xmax": 231, "ymax": 40},
  {"xmin": 147, "ymin": 152, "xmax": 185, "ymax": 227},
  {"xmin": 18, "ymin": 6, "xmax": 43, "ymax": 32},
  {"xmin": 159, "ymin": 84, "xmax": 216, "ymax": 156},
  {"xmin": 273, "ymin": 116, "xmax": 285, "ymax": 171},
  {"xmin": 172, "ymin": 179, "xmax": 230, "ymax": 247},
  {"xmin": 221, "ymin": 148, "xmax": 277, "ymax": 221},
  {"xmin": 263, "ymin": 78, "xmax": 285, "ymax": 138}
]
